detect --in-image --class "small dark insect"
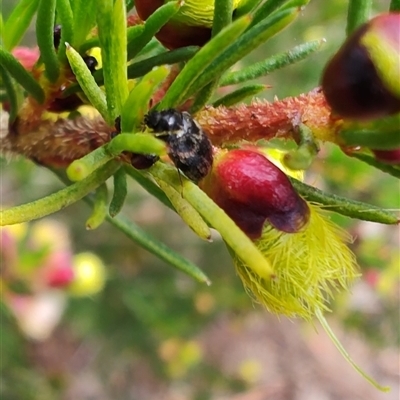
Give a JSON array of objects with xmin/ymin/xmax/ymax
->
[
  {"xmin": 82, "ymin": 55, "xmax": 98, "ymax": 73},
  {"xmin": 145, "ymin": 109, "xmax": 213, "ymax": 182},
  {"xmin": 53, "ymin": 25, "xmax": 62, "ymax": 49}
]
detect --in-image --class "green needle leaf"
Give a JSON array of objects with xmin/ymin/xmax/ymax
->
[
  {"xmin": 86, "ymin": 183, "xmax": 109, "ymax": 229},
  {"xmin": 0, "ymin": 64, "xmax": 20, "ymax": 122},
  {"xmin": 96, "ymin": 0, "xmax": 128, "ymax": 122},
  {"xmin": 234, "ymin": 0, "xmax": 261, "ymax": 18},
  {"xmin": 72, "ymin": 0, "xmax": 97, "ymax": 47},
  {"xmin": 121, "ymin": 65, "xmax": 169, "ymax": 132},
  {"xmin": 251, "ymin": 0, "xmax": 287, "ymax": 26},
  {"xmin": 350, "ymin": 152, "xmax": 400, "ymax": 179},
  {"xmin": 52, "ymin": 167, "xmax": 210, "ymax": 284},
  {"xmin": 220, "ymin": 39, "xmax": 324, "ymax": 86},
  {"xmin": 158, "ymin": 15, "xmax": 252, "ymax": 109},
  {"xmin": 109, "ymin": 167, "xmax": 128, "ymax": 217},
  {"xmin": 154, "ymin": 178, "xmax": 212, "ymax": 241},
  {"xmin": 125, "ymin": 166, "xmax": 174, "ymax": 211},
  {"xmin": 36, "ymin": 0, "xmax": 60, "ymax": 82},
  {"xmin": 290, "ymin": 178, "xmax": 399, "ymax": 225},
  {"xmin": 56, "ymin": 0, "xmax": 74, "ymax": 62},
  {"xmin": 212, "ymin": 84, "xmax": 267, "ymax": 107},
  {"xmin": 104, "ymin": 213, "xmax": 211, "ymax": 284},
  {"xmin": 346, "ymin": 0, "xmax": 372, "ymax": 36},
  {"xmin": 3, "ymin": 0, "xmax": 40, "ymax": 50},
  {"xmin": 184, "ymin": 8, "xmax": 298, "ymax": 103},
  {"xmin": 127, "ymin": 46, "xmax": 198, "ymax": 79},
  {"xmin": 0, "ymin": 47, "xmax": 45, "ymax": 103},
  {"xmin": 107, "ymin": 133, "xmax": 166, "ymax": 158},
  {"xmin": 0, "ymin": 161, "xmax": 120, "ymax": 226},
  {"xmin": 127, "ymin": 1, "xmax": 181, "ymax": 60},
  {"xmin": 66, "ymin": 43, "xmax": 108, "ymax": 121},
  {"xmin": 67, "ymin": 146, "xmax": 113, "ymax": 182},
  {"xmin": 151, "ymin": 162, "xmax": 275, "ymax": 281},
  {"xmin": 212, "ymin": 0, "xmax": 234, "ymax": 37},
  {"xmin": 390, "ymin": 0, "xmax": 400, "ymax": 11}
]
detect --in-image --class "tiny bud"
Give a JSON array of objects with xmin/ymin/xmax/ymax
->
[
  {"xmin": 322, "ymin": 13, "xmax": 400, "ymax": 120},
  {"xmin": 372, "ymin": 148, "xmax": 400, "ymax": 164},
  {"xmin": 45, "ymin": 252, "xmax": 75, "ymax": 288},
  {"xmin": 200, "ymin": 149, "xmax": 310, "ymax": 239}
]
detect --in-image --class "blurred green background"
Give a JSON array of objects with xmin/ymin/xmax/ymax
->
[{"xmin": 1, "ymin": 1, "xmax": 399, "ymax": 399}]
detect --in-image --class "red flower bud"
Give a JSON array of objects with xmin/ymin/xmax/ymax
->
[
  {"xmin": 200, "ymin": 149, "xmax": 310, "ymax": 239},
  {"xmin": 135, "ymin": 0, "xmax": 211, "ymax": 49},
  {"xmin": 372, "ymin": 148, "xmax": 400, "ymax": 164},
  {"xmin": 44, "ymin": 252, "xmax": 75, "ymax": 288},
  {"xmin": 322, "ymin": 13, "xmax": 400, "ymax": 120}
]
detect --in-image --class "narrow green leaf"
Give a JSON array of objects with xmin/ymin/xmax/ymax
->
[
  {"xmin": 96, "ymin": 0, "xmax": 128, "ymax": 122},
  {"xmin": 127, "ymin": 47, "xmax": 198, "ymax": 79},
  {"xmin": 52, "ymin": 167, "xmax": 210, "ymax": 284},
  {"xmin": 124, "ymin": 166, "xmax": 174, "ymax": 211},
  {"xmin": 190, "ymin": 80, "xmax": 219, "ymax": 114},
  {"xmin": 36, "ymin": 0, "xmax": 60, "ymax": 82},
  {"xmin": 212, "ymin": 0, "xmax": 234, "ymax": 37},
  {"xmin": 127, "ymin": 1, "xmax": 181, "ymax": 60},
  {"xmin": 346, "ymin": 0, "xmax": 372, "ymax": 36},
  {"xmin": 0, "ymin": 48, "xmax": 45, "ymax": 103},
  {"xmin": 109, "ymin": 167, "xmax": 127, "ymax": 217},
  {"xmin": 121, "ymin": 66, "xmax": 169, "ymax": 132},
  {"xmin": 126, "ymin": 0, "xmax": 135, "ymax": 12},
  {"xmin": 151, "ymin": 162, "xmax": 275, "ymax": 281},
  {"xmin": 220, "ymin": 39, "xmax": 324, "ymax": 86},
  {"xmin": 56, "ymin": 0, "xmax": 74, "ymax": 62},
  {"xmin": 104, "ymin": 213, "xmax": 211, "ymax": 284},
  {"xmin": 212, "ymin": 84, "xmax": 266, "ymax": 107},
  {"xmin": 0, "ymin": 13, "xmax": 4, "ymax": 44},
  {"xmin": 340, "ymin": 114, "xmax": 400, "ymax": 150},
  {"xmin": 234, "ymin": 0, "xmax": 261, "ymax": 18},
  {"xmin": 67, "ymin": 146, "xmax": 113, "ymax": 181},
  {"xmin": 63, "ymin": 46, "xmax": 197, "ymax": 97},
  {"xmin": 185, "ymin": 8, "xmax": 298, "ymax": 101},
  {"xmin": 158, "ymin": 15, "xmax": 252, "ymax": 109},
  {"xmin": 155, "ymin": 177, "xmax": 212, "ymax": 241},
  {"xmin": 390, "ymin": 0, "xmax": 400, "ymax": 11},
  {"xmin": 251, "ymin": 0, "xmax": 287, "ymax": 26},
  {"xmin": 290, "ymin": 178, "xmax": 399, "ymax": 225},
  {"xmin": 107, "ymin": 133, "xmax": 166, "ymax": 157},
  {"xmin": 86, "ymin": 183, "xmax": 108, "ymax": 229},
  {"xmin": 3, "ymin": 0, "xmax": 40, "ymax": 50},
  {"xmin": 72, "ymin": 0, "xmax": 97, "ymax": 47},
  {"xmin": 350, "ymin": 152, "xmax": 400, "ymax": 179},
  {"xmin": 66, "ymin": 43, "xmax": 108, "ymax": 120},
  {"xmin": 0, "ymin": 64, "xmax": 20, "ymax": 122},
  {"xmin": 0, "ymin": 161, "xmax": 120, "ymax": 226}
]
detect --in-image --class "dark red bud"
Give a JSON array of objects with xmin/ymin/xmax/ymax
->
[
  {"xmin": 372, "ymin": 148, "xmax": 400, "ymax": 164},
  {"xmin": 47, "ymin": 94, "xmax": 84, "ymax": 113},
  {"xmin": 200, "ymin": 149, "xmax": 310, "ymax": 239},
  {"xmin": 322, "ymin": 13, "xmax": 400, "ymax": 120},
  {"xmin": 135, "ymin": 0, "xmax": 211, "ymax": 49}
]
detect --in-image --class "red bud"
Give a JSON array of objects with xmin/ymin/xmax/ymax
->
[
  {"xmin": 372, "ymin": 148, "xmax": 400, "ymax": 164},
  {"xmin": 135, "ymin": 0, "xmax": 211, "ymax": 49},
  {"xmin": 322, "ymin": 13, "xmax": 400, "ymax": 120},
  {"xmin": 200, "ymin": 149, "xmax": 310, "ymax": 239}
]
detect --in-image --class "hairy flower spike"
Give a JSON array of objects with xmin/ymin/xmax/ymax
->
[
  {"xmin": 196, "ymin": 89, "xmax": 337, "ymax": 145},
  {"xmin": 234, "ymin": 203, "xmax": 359, "ymax": 319}
]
